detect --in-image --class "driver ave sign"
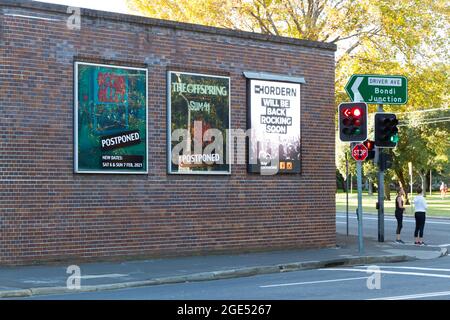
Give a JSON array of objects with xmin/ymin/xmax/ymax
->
[{"xmin": 352, "ymin": 143, "xmax": 368, "ymax": 161}]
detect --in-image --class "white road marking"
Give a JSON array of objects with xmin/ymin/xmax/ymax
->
[
  {"xmin": 369, "ymin": 291, "xmax": 450, "ymax": 300},
  {"xmin": 321, "ymin": 268, "xmax": 450, "ymax": 279},
  {"xmin": 80, "ymin": 274, "xmax": 128, "ymax": 280},
  {"xmin": 260, "ymin": 276, "xmax": 368, "ymax": 288},
  {"xmin": 336, "ymin": 214, "xmax": 450, "ymax": 225},
  {"xmin": 372, "ymin": 266, "xmax": 450, "ymax": 272},
  {"xmin": 361, "ymin": 266, "xmax": 450, "ymax": 272}
]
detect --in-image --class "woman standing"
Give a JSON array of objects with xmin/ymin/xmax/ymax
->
[
  {"xmin": 395, "ymin": 188, "xmax": 405, "ymax": 244},
  {"xmin": 413, "ymin": 187, "xmax": 428, "ymax": 245}
]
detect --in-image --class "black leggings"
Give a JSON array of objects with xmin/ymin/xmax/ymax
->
[
  {"xmin": 395, "ymin": 210, "xmax": 403, "ymax": 235},
  {"xmin": 414, "ymin": 212, "xmax": 426, "ymax": 238}
]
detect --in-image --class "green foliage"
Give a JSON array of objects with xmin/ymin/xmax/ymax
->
[{"xmin": 128, "ymin": 0, "xmax": 450, "ymax": 181}]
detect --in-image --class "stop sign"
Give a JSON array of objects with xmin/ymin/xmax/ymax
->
[{"xmin": 352, "ymin": 143, "xmax": 368, "ymax": 161}]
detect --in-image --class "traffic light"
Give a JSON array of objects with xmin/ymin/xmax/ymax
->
[
  {"xmin": 363, "ymin": 139, "xmax": 375, "ymax": 160},
  {"xmin": 338, "ymin": 102, "xmax": 368, "ymax": 142},
  {"xmin": 379, "ymin": 152, "xmax": 393, "ymax": 171},
  {"xmin": 374, "ymin": 113, "xmax": 399, "ymax": 147}
]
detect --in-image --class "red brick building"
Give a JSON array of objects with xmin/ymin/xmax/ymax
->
[{"xmin": 0, "ymin": 0, "xmax": 336, "ymax": 266}]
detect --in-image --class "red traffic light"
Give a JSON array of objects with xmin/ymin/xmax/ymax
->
[
  {"xmin": 363, "ymin": 139, "xmax": 375, "ymax": 160},
  {"xmin": 364, "ymin": 139, "xmax": 375, "ymax": 151},
  {"xmin": 338, "ymin": 102, "xmax": 368, "ymax": 142},
  {"xmin": 352, "ymin": 107, "xmax": 362, "ymax": 117},
  {"xmin": 342, "ymin": 108, "xmax": 352, "ymax": 117}
]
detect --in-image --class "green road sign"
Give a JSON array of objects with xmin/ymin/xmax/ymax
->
[{"xmin": 345, "ymin": 74, "xmax": 408, "ymax": 105}]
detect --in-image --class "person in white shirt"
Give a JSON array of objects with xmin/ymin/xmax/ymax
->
[{"xmin": 413, "ymin": 188, "xmax": 427, "ymax": 245}]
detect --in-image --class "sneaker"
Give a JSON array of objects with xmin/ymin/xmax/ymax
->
[
  {"xmin": 414, "ymin": 241, "xmax": 421, "ymax": 245},
  {"xmin": 397, "ymin": 240, "xmax": 405, "ymax": 244},
  {"xmin": 420, "ymin": 242, "xmax": 427, "ymax": 246}
]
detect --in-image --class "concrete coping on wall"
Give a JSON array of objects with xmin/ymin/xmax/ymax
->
[
  {"xmin": 243, "ymin": 71, "xmax": 306, "ymax": 84},
  {"xmin": 0, "ymin": 0, "xmax": 337, "ymax": 52}
]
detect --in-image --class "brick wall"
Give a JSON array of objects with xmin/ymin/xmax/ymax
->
[{"xmin": 0, "ymin": 0, "xmax": 336, "ymax": 266}]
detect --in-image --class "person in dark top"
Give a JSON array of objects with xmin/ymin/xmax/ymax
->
[{"xmin": 395, "ymin": 188, "xmax": 406, "ymax": 244}]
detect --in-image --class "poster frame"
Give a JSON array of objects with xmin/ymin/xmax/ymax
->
[
  {"xmin": 246, "ymin": 77, "xmax": 302, "ymax": 174},
  {"xmin": 74, "ymin": 61, "xmax": 149, "ymax": 174},
  {"xmin": 166, "ymin": 70, "xmax": 231, "ymax": 175}
]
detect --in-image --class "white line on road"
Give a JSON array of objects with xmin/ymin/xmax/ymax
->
[
  {"xmin": 362, "ymin": 266, "xmax": 450, "ymax": 272},
  {"xmin": 321, "ymin": 268, "xmax": 450, "ymax": 279},
  {"xmin": 260, "ymin": 276, "xmax": 368, "ymax": 288},
  {"xmin": 369, "ymin": 291, "xmax": 450, "ymax": 300},
  {"xmin": 336, "ymin": 214, "xmax": 450, "ymax": 225},
  {"xmin": 80, "ymin": 274, "xmax": 128, "ymax": 280}
]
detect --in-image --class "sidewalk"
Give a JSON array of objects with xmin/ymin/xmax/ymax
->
[{"xmin": 0, "ymin": 233, "xmax": 447, "ymax": 298}]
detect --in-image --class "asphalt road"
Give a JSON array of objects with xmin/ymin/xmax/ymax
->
[
  {"xmin": 24, "ymin": 255, "xmax": 450, "ymax": 300},
  {"xmin": 336, "ymin": 211, "xmax": 450, "ymax": 247},
  {"xmin": 21, "ymin": 213, "xmax": 450, "ymax": 300}
]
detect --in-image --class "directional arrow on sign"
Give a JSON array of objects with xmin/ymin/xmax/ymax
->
[
  {"xmin": 345, "ymin": 74, "xmax": 408, "ymax": 105},
  {"xmin": 350, "ymin": 77, "xmax": 364, "ymax": 102}
]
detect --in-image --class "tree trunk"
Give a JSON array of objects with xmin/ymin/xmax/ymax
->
[
  {"xmin": 420, "ymin": 173, "xmax": 426, "ymax": 197},
  {"xmin": 396, "ymin": 169, "xmax": 410, "ymax": 204},
  {"xmin": 368, "ymin": 180, "xmax": 373, "ymax": 196},
  {"xmin": 341, "ymin": 177, "xmax": 347, "ymax": 192},
  {"xmin": 429, "ymin": 170, "xmax": 432, "ymax": 196},
  {"xmin": 384, "ymin": 180, "xmax": 391, "ymax": 201}
]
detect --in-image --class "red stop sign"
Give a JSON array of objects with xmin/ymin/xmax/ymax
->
[{"xmin": 352, "ymin": 144, "xmax": 368, "ymax": 161}]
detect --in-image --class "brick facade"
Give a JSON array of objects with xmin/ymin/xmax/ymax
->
[{"xmin": 0, "ymin": 0, "xmax": 336, "ymax": 266}]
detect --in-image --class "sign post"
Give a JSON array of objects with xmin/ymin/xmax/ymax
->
[
  {"xmin": 346, "ymin": 153, "xmax": 349, "ymax": 236},
  {"xmin": 377, "ymin": 105, "xmax": 385, "ymax": 242},
  {"xmin": 351, "ymin": 143, "xmax": 367, "ymax": 253},
  {"xmin": 356, "ymin": 160, "xmax": 364, "ymax": 254}
]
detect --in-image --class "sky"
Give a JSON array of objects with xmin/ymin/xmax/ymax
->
[{"xmin": 34, "ymin": 0, "xmax": 131, "ymax": 14}]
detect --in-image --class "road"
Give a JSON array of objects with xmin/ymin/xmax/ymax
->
[
  {"xmin": 336, "ymin": 211, "xmax": 450, "ymax": 247},
  {"xmin": 22, "ymin": 213, "xmax": 450, "ymax": 300},
  {"xmin": 25, "ymin": 255, "xmax": 450, "ymax": 300}
]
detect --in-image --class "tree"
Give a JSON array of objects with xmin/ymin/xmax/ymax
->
[
  {"xmin": 129, "ymin": 0, "xmax": 450, "ymax": 195},
  {"xmin": 128, "ymin": 0, "xmax": 449, "ymax": 67}
]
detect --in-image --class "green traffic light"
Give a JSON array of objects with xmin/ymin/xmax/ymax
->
[{"xmin": 390, "ymin": 133, "xmax": 399, "ymax": 143}]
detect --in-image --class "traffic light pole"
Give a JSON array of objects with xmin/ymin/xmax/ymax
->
[{"xmin": 377, "ymin": 104, "xmax": 385, "ymax": 242}]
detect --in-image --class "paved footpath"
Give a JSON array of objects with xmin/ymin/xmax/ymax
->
[{"xmin": 0, "ymin": 230, "xmax": 447, "ymax": 299}]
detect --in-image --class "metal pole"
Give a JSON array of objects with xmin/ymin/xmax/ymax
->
[
  {"xmin": 356, "ymin": 160, "xmax": 364, "ymax": 253},
  {"xmin": 346, "ymin": 152, "xmax": 349, "ymax": 236},
  {"xmin": 377, "ymin": 104, "xmax": 384, "ymax": 242},
  {"xmin": 377, "ymin": 156, "xmax": 385, "ymax": 242}
]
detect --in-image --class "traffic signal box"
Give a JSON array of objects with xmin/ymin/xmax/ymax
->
[
  {"xmin": 363, "ymin": 139, "xmax": 375, "ymax": 160},
  {"xmin": 338, "ymin": 102, "xmax": 368, "ymax": 142},
  {"xmin": 374, "ymin": 113, "xmax": 399, "ymax": 148}
]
